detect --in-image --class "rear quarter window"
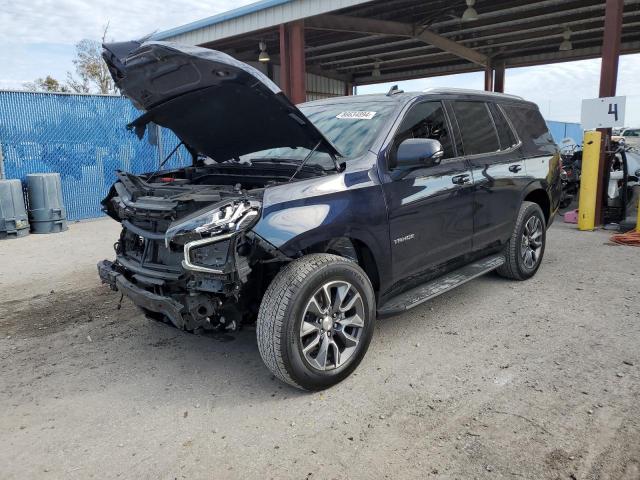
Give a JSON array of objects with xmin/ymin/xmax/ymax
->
[{"xmin": 501, "ymin": 104, "xmax": 556, "ymax": 156}]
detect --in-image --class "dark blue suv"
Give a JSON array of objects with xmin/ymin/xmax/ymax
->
[{"xmin": 99, "ymin": 42, "xmax": 561, "ymax": 390}]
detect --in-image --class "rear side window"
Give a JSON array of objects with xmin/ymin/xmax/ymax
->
[
  {"xmin": 501, "ymin": 104, "xmax": 556, "ymax": 156},
  {"xmin": 488, "ymin": 103, "xmax": 518, "ymax": 150},
  {"xmin": 451, "ymin": 101, "xmax": 500, "ymax": 155}
]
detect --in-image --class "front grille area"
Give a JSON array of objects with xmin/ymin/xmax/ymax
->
[{"xmin": 120, "ymin": 227, "xmax": 184, "ymax": 273}]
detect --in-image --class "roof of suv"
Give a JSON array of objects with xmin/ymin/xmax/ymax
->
[{"xmin": 301, "ymin": 88, "xmax": 526, "ymax": 109}]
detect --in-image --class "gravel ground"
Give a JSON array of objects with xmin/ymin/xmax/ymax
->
[{"xmin": 0, "ymin": 217, "xmax": 639, "ymax": 480}]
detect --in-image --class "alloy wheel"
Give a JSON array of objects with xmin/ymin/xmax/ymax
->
[
  {"xmin": 521, "ymin": 215, "xmax": 543, "ymax": 269},
  {"xmin": 299, "ymin": 280, "xmax": 365, "ymax": 371}
]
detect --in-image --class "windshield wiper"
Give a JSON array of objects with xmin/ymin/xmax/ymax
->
[{"xmin": 249, "ymin": 158, "xmax": 306, "ymax": 166}]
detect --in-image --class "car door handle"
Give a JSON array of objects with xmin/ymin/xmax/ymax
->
[
  {"xmin": 509, "ymin": 164, "xmax": 522, "ymax": 173},
  {"xmin": 451, "ymin": 174, "xmax": 471, "ymax": 185}
]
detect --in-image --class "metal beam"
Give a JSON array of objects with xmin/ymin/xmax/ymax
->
[
  {"xmin": 306, "ymin": 34, "xmax": 385, "ymax": 54},
  {"xmin": 306, "ymin": 14, "xmax": 488, "ymax": 66},
  {"xmin": 308, "ymin": 13, "xmax": 607, "ymax": 63},
  {"xmin": 484, "ymin": 66, "xmax": 494, "ymax": 91},
  {"xmin": 599, "ymin": 0, "xmax": 624, "ymax": 97},
  {"xmin": 427, "ymin": 0, "xmax": 600, "ymax": 30},
  {"xmin": 306, "ymin": 6, "xmax": 640, "ymax": 68},
  {"xmin": 305, "ymin": 0, "xmax": 639, "ymax": 58},
  {"xmin": 354, "ymin": 62, "xmax": 480, "ymax": 85},
  {"xmin": 331, "ymin": 23, "xmax": 640, "ymax": 74},
  {"xmin": 279, "ymin": 24, "xmax": 290, "ymax": 97},
  {"xmin": 322, "ymin": 21, "xmax": 638, "ymax": 71},
  {"xmin": 595, "ymin": 0, "xmax": 625, "ymax": 226},
  {"xmin": 351, "ymin": 40, "xmax": 640, "ymax": 85},
  {"xmin": 437, "ymin": 1, "xmax": 638, "ymax": 38},
  {"xmin": 504, "ymin": 39, "xmax": 640, "ymax": 67},
  {"xmin": 279, "ymin": 21, "xmax": 307, "ymax": 104},
  {"xmin": 494, "ymin": 63, "xmax": 505, "ymax": 93}
]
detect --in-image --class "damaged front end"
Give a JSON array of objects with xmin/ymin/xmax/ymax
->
[
  {"xmin": 97, "ymin": 40, "xmax": 341, "ymax": 332},
  {"xmin": 98, "ymin": 170, "xmax": 282, "ymax": 332}
]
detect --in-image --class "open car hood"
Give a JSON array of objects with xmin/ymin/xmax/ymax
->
[{"xmin": 102, "ymin": 41, "xmax": 340, "ymax": 162}]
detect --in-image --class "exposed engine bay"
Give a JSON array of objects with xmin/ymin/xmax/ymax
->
[
  {"xmin": 98, "ymin": 39, "xmax": 343, "ymax": 337},
  {"xmin": 98, "ymin": 163, "xmax": 321, "ymax": 333}
]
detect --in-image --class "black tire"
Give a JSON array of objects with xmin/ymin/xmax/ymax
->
[
  {"xmin": 256, "ymin": 254, "xmax": 376, "ymax": 391},
  {"xmin": 496, "ymin": 201, "xmax": 547, "ymax": 280}
]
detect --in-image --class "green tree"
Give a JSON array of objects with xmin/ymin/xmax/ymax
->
[
  {"xmin": 24, "ymin": 76, "xmax": 70, "ymax": 93},
  {"xmin": 66, "ymin": 24, "xmax": 118, "ymax": 95},
  {"xmin": 26, "ymin": 24, "xmax": 118, "ymax": 95}
]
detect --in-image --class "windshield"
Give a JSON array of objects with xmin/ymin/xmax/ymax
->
[{"xmin": 239, "ymin": 101, "xmax": 395, "ymax": 167}]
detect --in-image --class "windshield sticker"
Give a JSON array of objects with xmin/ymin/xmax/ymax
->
[{"xmin": 336, "ymin": 111, "xmax": 377, "ymax": 120}]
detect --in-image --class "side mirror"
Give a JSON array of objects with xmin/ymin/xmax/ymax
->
[{"xmin": 396, "ymin": 138, "xmax": 444, "ymax": 169}]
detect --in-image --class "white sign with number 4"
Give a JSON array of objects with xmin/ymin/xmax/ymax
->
[{"xmin": 580, "ymin": 96, "xmax": 626, "ymax": 130}]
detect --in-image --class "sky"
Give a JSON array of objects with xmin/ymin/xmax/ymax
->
[{"xmin": 1, "ymin": 0, "xmax": 639, "ymax": 125}]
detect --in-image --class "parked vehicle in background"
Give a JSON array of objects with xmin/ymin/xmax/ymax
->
[
  {"xmin": 605, "ymin": 139, "xmax": 640, "ymax": 224},
  {"xmin": 614, "ymin": 127, "xmax": 640, "ymax": 149},
  {"xmin": 98, "ymin": 41, "xmax": 561, "ymax": 390},
  {"xmin": 559, "ymin": 139, "xmax": 582, "ymax": 208}
]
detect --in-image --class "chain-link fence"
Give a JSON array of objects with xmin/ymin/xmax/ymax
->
[{"xmin": 0, "ymin": 91, "xmax": 190, "ymax": 220}]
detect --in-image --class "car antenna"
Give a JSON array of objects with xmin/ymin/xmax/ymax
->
[
  {"xmin": 386, "ymin": 85, "xmax": 404, "ymax": 96},
  {"xmin": 288, "ymin": 140, "xmax": 322, "ymax": 182}
]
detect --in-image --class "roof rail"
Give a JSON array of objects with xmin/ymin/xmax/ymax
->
[{"xmin": 422, "ymin": 87, "xmax": 523, "ymax": 100}]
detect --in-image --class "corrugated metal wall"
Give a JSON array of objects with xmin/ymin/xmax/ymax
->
[
  {"xmin": 305, "ymin": 72, "xmax": 346, "ymax": 101},
  {"xmin": 251, "ymin": 63, "xmax": 346, "ymax": 102},
  {"xmin": 159, "ymin": 0, "xmax": 372, "ymax": 45}
]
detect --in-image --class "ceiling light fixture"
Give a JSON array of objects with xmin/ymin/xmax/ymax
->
[
  {"xmin": 559, "ymin": 28, "xmax": 573, "ymax": 51},
  {"xmin": 462, "ymin": 0, "xmax": 479, "ymax": 22},
  {"xmin": 258, "ymin": 41, "xmax": 270, "ymax": 62}
]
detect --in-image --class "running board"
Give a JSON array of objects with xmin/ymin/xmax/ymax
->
[{"xmin": 377, "ymin": 254, "xmax": 505, "ymax": 317}]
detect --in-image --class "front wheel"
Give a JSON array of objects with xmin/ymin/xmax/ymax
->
[
  {"xmin": 256, "ymin": 254, "xmax": 375, "ymax": 391},
  {"xmin": 496, "ymin": 201, "xmax": 547, "ymax": 280}
]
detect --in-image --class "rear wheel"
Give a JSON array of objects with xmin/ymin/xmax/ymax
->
[
  {"xmin": 497, "ymin": 201, "xmax": 546, "ymax": 280},
  {"xmin": 257, "ymin": 254, "xmax": 375, "ymax": 391}
]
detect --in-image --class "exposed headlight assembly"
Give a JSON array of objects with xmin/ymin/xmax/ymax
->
[
  {"xmin": 165, "ymin": 200, "xmax": 261, "ymax": 247},
  {"xmin": 165, "ymin": 200, "xmax": 261, "ymax": 274}
]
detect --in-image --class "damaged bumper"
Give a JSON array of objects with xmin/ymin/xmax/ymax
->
[{"xmin": 98, "ymin": 260, "xmax": 187, "ymax": 329}]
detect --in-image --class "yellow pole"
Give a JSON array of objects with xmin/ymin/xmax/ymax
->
[{"xmin": 578, "ymin": 130, "xmax": 602, "ymax": 231}]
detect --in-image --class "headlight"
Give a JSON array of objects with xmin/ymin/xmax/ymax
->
[{"xmin": 165, "ymin": 200, "xmax": 260, "ymax": 246}]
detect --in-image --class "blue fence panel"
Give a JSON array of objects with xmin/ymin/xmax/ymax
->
[
  {"xmin": 0, "ymin": 91, "xmax": 190, "ymax": 220},
  {"xmin": 546, "ymin": 120, "xmax": 583, "ymax": 145}
]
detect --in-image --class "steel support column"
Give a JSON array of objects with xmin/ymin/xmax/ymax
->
[
  {"xmin": 279, "ymin": 21, "xmax": 306, "ymax": 104},
  {"xmin": 484, "ymin": 65, "xmax": 493, "ymax": 91},
  {"xmin": 279, "ymin": 24, "xmax": 290, "ymax": 97},
  {"xmin": 494, "ymin": 63, "xmax": 505, "ymax": 93},
  {"xmin": 595, "ymin": 0, "xmax": 624, "ymax": 224}
]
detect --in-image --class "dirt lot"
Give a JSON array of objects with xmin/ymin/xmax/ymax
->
[{"xmin": 1, "ymin": 218, "xmax": 639, "ymax": 480}]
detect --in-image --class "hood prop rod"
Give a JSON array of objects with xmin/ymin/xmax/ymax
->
[
  {"xmin": 288, "ymin": 140, "xmax": 322, "ymax": 182},
  {"xmin": 146, "ymin": 141, "xmax": 185, "ymax": 183}
]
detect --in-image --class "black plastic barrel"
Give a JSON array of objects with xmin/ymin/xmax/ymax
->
[
  {"xmin": 26, "ymin": 173, "xmax": 68, "ymax": 234},
  {"xmin": 0, "ymin": 179, "xmax": 30, "ymax": 239}
]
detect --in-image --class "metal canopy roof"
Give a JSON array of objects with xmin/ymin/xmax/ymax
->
[{"xmin": 155, "ymin": 0, "xmax": 640, "ymax": 85}]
